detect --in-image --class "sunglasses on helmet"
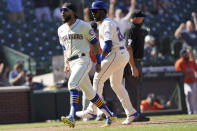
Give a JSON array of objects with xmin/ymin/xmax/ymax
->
[{"xmin": 60, "ymin": 8, "xmax": 70, "ymax": 12}]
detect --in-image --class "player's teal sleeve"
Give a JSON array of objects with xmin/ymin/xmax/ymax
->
[{"xmin": 90, "ymin": 38, "xmax": 98, "ymax": 45}]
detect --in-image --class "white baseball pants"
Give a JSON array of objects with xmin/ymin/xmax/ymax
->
[
  {"xmin": 184, "ymin": 82, "xmax": 197, "ymax": 114},
  {"xmin": 87, "ymin": 47, "xmax": 136, "ymax": 116},
  {"xmin": 68, "ymin": 55, "xmax": 96, "ymax": 100}
]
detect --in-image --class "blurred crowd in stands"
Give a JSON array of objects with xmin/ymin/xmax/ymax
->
[
  {"xmin": 6, "ymin": 0, "xmax": 63, "ymax": 22},
  {"xmin": 0, "ymin": 0, "xmax": 197, "ymax": 70},
  {"xmin": 0, "ymin": 58, "xmax": 44, "ymax": 89}
]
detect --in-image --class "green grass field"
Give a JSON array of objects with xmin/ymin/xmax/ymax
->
[{"xmin": 0, "ymin": 114, "xmax": 197, "ymax": 131}]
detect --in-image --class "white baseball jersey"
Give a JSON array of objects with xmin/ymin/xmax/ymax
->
[
  {"xmin": 57, "ymin": 19, "xmax": 98, "ymax": 100},
  {"xmin": 98, "ymin": 17, "xmax": 125, "ymax": 50},
  {"xmin": 86, "ymin": 17, "xmax": 137, "ymax": 117},
  {"xmin": 58, "ymin": 19, "xmax": 96, "ymax": 58}
]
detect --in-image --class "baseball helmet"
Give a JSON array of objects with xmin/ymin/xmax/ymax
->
[{"xmin": 90, "ymin": 1, "xmax": 107, "ymax": 10}]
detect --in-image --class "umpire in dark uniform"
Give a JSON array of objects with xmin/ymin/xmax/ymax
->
[{"xmin": 124, "ymin": 10, "xmax": 149, "ymax": 121}]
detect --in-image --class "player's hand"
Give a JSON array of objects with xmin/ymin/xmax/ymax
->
[
  {"xmin": 131, "ymin": 0, "xmax": 136, "ymax": 5},
  {"xmin": 192, "ymin": 12, "xmax": 196, "ymax": 18},
  {"xmin": 180, "ymin": 23, "xmax": 185, "ymax": 29},
  {"xmin": 18, "ymin": 71, "xmax": 25, "ymax": 78},
  {"xmin": 95, "ymin": 63, "xmax": 101, "ymax": 73},
  {"xmin": 83, "ymin": 8, "xmax": 89, "ymax": 14},
  {"xmin": 64, "ymin": 64, "xmax": 70, "ymax": 74},
  {"xmin": 131, "ymin": 66, "xmax": 139, "ymax": 77},
  {"xmin": 110, "ymin": 0, "xmax": 116, "ymax": 4},
  {"xmin": 166, "ymin": 101, "xmax": 171, "ymax": 107}
]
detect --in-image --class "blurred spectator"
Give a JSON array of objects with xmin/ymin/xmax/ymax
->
[
  {"xmin": 109, "ymin": 0, "xmax": 136, "ymax": 34},
  {"xmin": 33, "ymin": 0, "xmax": 52, "ymax": 21},
  {"xmin": 144, "ymin": 35, "xmax": 163, "ymax": 61},
  {"xmin": 0, "ymin": 63, "xmax": 4, "ymax": 80},
  {"xmin": 140, "ymin": 93, "xmax": 171, "ymax": 112},
  {"xmin": 0, "ymin": 62, "xmax": 10, "ymax": 86},
  {"xmin": 175, "ymin": 12, "xmax": 197, "ymax": 61},
  {"xmin": 24, "ymin": 72, "xmax": 44, "ymax": 90},
  {"xmin": 8, "ymin": 61, "xmax": 26, "ymax": 86},
  {"xmin": 174, "ymin": 12, "xmax": 197, "ymax": 48},
  {"xmin": 7, "ymin": 0, "xmax": 25, "ymax": 22},
  {"xmin": 0, "ymin": 46, "xmax": 10, "ymax": 86},
  {"xmin": 53, "ymin": 5, "xmax": 62, "ymax": 21},
  {"xmin": 175, "ymin": 49, "xmax": 197, "ymax": 114},
  {"xmin": 51, "ymin": 0, "xmax": 63, "ymax": 21}
]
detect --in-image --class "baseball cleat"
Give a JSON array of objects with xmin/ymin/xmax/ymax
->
[
  {"xmin": 61, "ymin": 115, "xmax": 75, "ymax": 128},
  {"xmin": 122, "ymin": 112, "xmax": 138, "ymax": 125},
  {"xmin": 95, "ymin": 112, "xmax": 105, "ymax": 121},
  {"xmin": 76, "ymin": 110, "xmax": 97, "ymax": 119},
  {"xmin": 101, "ymin": 115, "xmax": 117, "ymax": 127}
]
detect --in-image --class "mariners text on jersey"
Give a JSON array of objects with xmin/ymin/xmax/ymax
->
[
  {"xmin": 57, "ymin": 19, "xmax": 96, "ymax": 58},
  {"xmin": 62, "ymin": 34, "xmax": 84, "ymax": 41}
]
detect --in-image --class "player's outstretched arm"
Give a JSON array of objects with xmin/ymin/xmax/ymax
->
[
  {"xmin": 174, "ymin": 23, "xmax": 185, "ymax": 38},
  {"xmin": 124, "ymin": 0, "xmax": 136, "ymax": 21},
  {"xmin": 108, "ymin": 0, "xmax": 116, "ymax": 19}
]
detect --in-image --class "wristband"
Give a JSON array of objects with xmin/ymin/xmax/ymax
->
[
  {"xmin": 96, "ymin": 54, "xmax": 101, "ymax": 64},
  {"xmin": 100, "ymin": 54, "xmax": 105, "ymax": 61}
]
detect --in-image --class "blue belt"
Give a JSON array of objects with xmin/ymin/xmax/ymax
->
[
  {"xmin": 68, "ymin": 53, "xmax": 86, "ymax": 61},
  {"xmin": 120, "ymin": 46, "xmax": 124, "ymax": 50}
]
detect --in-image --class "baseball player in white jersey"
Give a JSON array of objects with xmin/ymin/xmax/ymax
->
[
  {"xmin": 76, "ymin": 1, "xmax": 138, "ymax": 125},
  {"xmin": 57, "ymin": 2, "xmax": 116, "ymax": 128}
]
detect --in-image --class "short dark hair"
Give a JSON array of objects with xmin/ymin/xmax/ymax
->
[{"xmin": 131, "ymin": 10, "xmax": 146, "ymax": 18}]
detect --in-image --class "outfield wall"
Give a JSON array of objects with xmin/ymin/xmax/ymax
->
[
  {"xmin": 0, "ymin": 86, "xmax": 30, "ymax": 124},
  {"xmin": 0, "ymin": 72, "xmax": 187, "ymax": 124}
]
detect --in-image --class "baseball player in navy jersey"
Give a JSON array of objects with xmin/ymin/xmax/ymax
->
[
  {"xmin": 57, "ymin": 2, "xmax": 116, "ymax": 128},
  {"xmin": 76, "ymin": 1, "xmax": 138, "ymax": 125}
]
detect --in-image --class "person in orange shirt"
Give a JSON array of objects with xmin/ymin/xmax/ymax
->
[
  {"xmin": 140, "ymin": 93, "xmax": 171, "ymax": 112},
  {"xmin": 175, "ymin": 49, "xmax": 197, "ymax": 114}
]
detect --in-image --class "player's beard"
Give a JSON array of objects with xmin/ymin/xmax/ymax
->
[
  {"xmin": 63, "ymin": 15, "xmax": 71, "ymax": 23},
  {"xmin": 94, "ymin": 16, "xmax": 101, "ymax": 22},
  {"xmin": 94, "ymin": 14, "xmax": 105, "ymax": 22}
]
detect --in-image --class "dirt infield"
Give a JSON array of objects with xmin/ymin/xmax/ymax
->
[{"xmin": 6, "ymin": 118, "xmax": 197, "ymax": 131}]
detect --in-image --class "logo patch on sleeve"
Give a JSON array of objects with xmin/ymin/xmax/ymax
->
[
  {"xmin": 89, "ymin": 29, "xmax": 95, "ymax": 36},
  {"xmin": 104, "ymin": 31, "xmax": 110, "ymax": 39}
]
